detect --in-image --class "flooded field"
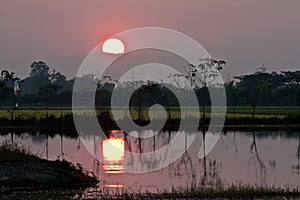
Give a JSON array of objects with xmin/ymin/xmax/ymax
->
[{"xmin": 1, "ymin": 128, "xmax": 300, "ymax": 198}]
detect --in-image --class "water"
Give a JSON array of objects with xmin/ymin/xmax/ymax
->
[{"xmin": 1, "ymin": 129, "xmax": 300, "ymax": 196}]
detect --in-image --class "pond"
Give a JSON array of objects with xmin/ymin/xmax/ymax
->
[{"xmin": 1, "ymin": 129, "xmax": 300, "ymax": 197}]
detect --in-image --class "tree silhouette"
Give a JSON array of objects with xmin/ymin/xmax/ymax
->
[
  {"xmin": 235, "ymin": 67, "xmax": 272, "ymax": 121},
  {"xmin": 133, "ymin": 81, "xmax": 162, "ymax": 120},
  {"xmin": 0, "ymin": 69, "xmax": 16, "ymax": 88},
  {"xmin": 282, "ymin": 71, "xmax": 300, "ymax": 117},
  {"xmin": 171, "ymin": 58, "xmax": 226, "ymax": 121}
]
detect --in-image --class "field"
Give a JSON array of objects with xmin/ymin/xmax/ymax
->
[{"xmin": 0, "ymin": 106, "xmax": 299, "ymax": 121}]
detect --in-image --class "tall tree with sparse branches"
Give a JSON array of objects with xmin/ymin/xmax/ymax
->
[{"xmin": 171, "ymin": 58, "xmax": 226, "ymax": 121}]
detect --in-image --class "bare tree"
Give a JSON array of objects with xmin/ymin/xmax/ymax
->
[{"xmin": 171, "ymin": 58, "xmax": 226, "ymax": 121}]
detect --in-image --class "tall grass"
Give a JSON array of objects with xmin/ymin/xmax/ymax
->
[{"xmin": 80, "ymin": 184, "xmax": 300, "ymax": 199}]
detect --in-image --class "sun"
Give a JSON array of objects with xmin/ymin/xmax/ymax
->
[{"xmin": 102, "ymin": 38, "xmax": 125, "ymax": 54}]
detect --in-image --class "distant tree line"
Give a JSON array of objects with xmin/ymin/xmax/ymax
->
[{"xmin": 0, "ymin": 61, "xmax": 300, "ymax": 112}]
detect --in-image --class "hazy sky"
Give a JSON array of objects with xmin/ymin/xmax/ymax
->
[{"xmin": 1, "ymin": 0, "xmax": 300, "ymax": 80}]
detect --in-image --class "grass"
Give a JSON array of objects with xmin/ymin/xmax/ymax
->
[
  {"xmin": 0, "ymin": 143, "xmax": 98, "ymax": 191},
  {"xmin": 167, "ymin": 185, "xmax": 300, "ymax": 199},
  {"xmin": 0, "ymin": 107, "xmax": 299, "ymax": 131},
  {"xmin": 2, "ymin": 184, "xmax": 299, "ymax": 200},
  {"xmin": 79, "ymin": 185, "xmax": 300, "ymax": 199},
  {"xmin": 0, "ymin": 109, "xmax": 72, "ymax": 120},
  {"xmin": 0, "ymin": 106, "xmax": 298, "ymax": 120}
]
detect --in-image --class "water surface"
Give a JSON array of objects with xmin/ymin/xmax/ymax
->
[{"xmin": 1, "ymin": 129, "xmax": 299, "ymax": 196}]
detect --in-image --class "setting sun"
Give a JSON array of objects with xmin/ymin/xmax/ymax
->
[
  {"xmin": 102, "ymin": 38, "xmax": 125, "ymax": 54},
  {"xmin": 102, "ymin": 138, "xmax": 125, "ymax": 162}
]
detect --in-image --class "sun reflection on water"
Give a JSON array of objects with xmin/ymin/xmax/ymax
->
[
  {"xmin": 103, "ymin": 184, "xmax": 124, "ymax": 188},
  {"xmin": 102, "ymin": 131, "xmax": 125, "ymax": 174}
]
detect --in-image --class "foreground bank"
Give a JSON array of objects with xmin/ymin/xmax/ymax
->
[{"xmin": 0, "ymin": 145, "xmax": 98, "ymax": 199}]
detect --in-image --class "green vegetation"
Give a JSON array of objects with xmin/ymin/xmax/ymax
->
[
  {"xmin": 0, "ymin": 106, "xmax": 299, "ymax": 121},
  {"xmin": 0, "ymin": 108, "xmax": 72, "ymax": 120},
  {"xmin": 0, "ymin": 107, "xmax": 298, "ymax": 133}
]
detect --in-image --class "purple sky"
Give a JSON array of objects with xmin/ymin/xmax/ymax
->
[{"xmin": 1, "ymin": 0, "xmax": 300, "ymax": 80}]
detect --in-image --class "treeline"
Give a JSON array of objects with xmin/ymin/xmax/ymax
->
[
  {"xmin": 0, "ymin": 61, "xmax": 300, "ymax": 109},
  {"xmin": 0, "ymin": 61, "xmax": 74, "ymax": 106}
]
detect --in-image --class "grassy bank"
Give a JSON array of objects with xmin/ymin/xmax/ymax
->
[
  {"xmin": 0, "ymin": 114, "xmax": 299, "ymax": 136},
  {"xmin": 0, "ymin": 107, "xmax": 299, "ymax": 133},
  {"xmin": 0, "ymin": 145, "xmax": 98, "ymax": 193}
]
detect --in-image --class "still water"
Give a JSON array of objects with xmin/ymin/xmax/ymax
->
[{"xmin": 1, "ymin": 129, "xmax": 300, "ymax": 195}]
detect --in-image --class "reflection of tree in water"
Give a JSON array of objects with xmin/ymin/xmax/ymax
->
[
  {"xmin": 220, "ymin": 129, "xmax": 239, "ymax": 153},
  {"xmin": 232, "ymin": 131, "xmax": 239, "ymax": 153},
  {"xmin": 92, "ymin": 134, "xmax": 100, "ymax": 177},
  {"xmin": 198, "ymin": 128, "xmax": 223, "ymax": 187},
  {"xmin": 292, "ymin": 133, "xmax": 300, "ymax": 175},
  {"xmin": 170, "ymin": 129, "xmax": 223, "ymax": 188},
  {"xmin": 172, "ymin": 145, "xmax": 197, "ymax": 187},
  {"xmin": 249, "ymin": 130, "xmax": 276, "ymax": 186},
  {"xmin": 199, "ymin": 157, "xmax": 222, "ymax": 187}
]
